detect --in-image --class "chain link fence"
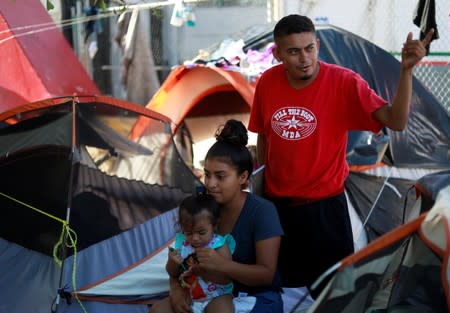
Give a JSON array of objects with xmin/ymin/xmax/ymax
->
[
  {"xmin": 144, "ymin": 0, "xmax": 449, "ymax": 113},
  {"xmin": 62, "ymin": 0, "xmax": 448, "ymax": 112},
  {"xmin": 294, "ymin": 0, "xmax": 449, "ymax": 113}
]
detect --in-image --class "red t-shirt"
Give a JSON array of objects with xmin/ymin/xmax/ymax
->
[{"xmin": 248, "ymin": 62, "xmax": 386, "ymax": 199}]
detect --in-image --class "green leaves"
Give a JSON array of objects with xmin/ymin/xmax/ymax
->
[
  {"xmin": 46, "ymin": 0, "xmax": 54, "ymax": 10},
  {"xmin": 96, "ymin": 0, "xmax": 107, "ymax": 11},
  {"xmin": 44, "ymin": 0, "xmax": 108, "ymax": 12}
]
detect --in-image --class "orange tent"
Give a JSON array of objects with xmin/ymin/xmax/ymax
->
[{"xmin": 131, "ymin": 64, "xmax": 256, "ymax": 143}]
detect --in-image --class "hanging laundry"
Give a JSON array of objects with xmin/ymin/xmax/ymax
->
[
  {"xmin": 170, "ymin": 0, "xmax": 185, "ymax": 27},
  {"xmin": 413, "ymin": 0, "xmax": 439, "ymax": 55}
]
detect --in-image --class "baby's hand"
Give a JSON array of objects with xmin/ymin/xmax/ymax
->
[{"xmin": 168, "ymin": 247, "xmax": 183, "ymax": 265}]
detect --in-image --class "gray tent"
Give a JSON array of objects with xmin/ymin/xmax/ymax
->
[
  {"xmin": 0, "ymin": 96, "xmax": 199, "ymax": 313},
  {"xmin": 307, "ymin": 171, "xmax": 450, "ymax": 313}
]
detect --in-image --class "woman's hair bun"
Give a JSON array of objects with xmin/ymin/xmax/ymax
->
[{"xmin": 215, "ymin": 119, "xmax": 248, "ymax": 147}]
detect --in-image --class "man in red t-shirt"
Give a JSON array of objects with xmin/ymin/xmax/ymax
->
[{"xmin": 248, "ymin": 14, "xmax": 434, "ymax": 298}]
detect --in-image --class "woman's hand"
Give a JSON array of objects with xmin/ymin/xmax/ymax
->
[
  {"xmin": 194, "ymin": 247, "xmax": 226, "ymax": 272},
  {"xmin": 193, "ymin": 246, "xmax": 233, "ymax": 285}
]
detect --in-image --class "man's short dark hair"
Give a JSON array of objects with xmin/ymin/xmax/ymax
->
[{"xmin": 273, "ymin": 14, "xmax": 316, "ymax": 41}]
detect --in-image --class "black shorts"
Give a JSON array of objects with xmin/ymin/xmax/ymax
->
[{"xmin": 270, "ymin": 192, "xmax": 354, "ymax": 298}]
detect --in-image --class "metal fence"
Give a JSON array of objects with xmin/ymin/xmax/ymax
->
[
  {"xmin": 148, "ymin": 0, "xmax": 449, "ymax": 112},
  {"xmin": 63, "ymin": 0, "xmax": 448, "ymax": 112},
  {"xmin": 294, "ymin": 0, "xmax": 449, "ymax": 113}
]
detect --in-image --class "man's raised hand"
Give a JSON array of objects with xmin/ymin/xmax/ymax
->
[{"xmin": 401, "ymin": 29, "xmax": 435, "ymax": 69}]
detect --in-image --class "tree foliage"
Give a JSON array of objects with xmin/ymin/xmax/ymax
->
[{"xmin": 46, "ymin": 0, "xmax": 110, "ymax": 11}]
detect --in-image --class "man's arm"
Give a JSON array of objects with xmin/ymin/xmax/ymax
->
[
  {"xmin": 256, "ymin": 134, "xmax": 267, "ymax": 166},
  {"xmin": 373, "ymin": 29, "xmax": 434, "ymax": 131}
]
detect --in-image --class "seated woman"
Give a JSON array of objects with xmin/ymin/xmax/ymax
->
[{"xmin": 150, "ymin": 119, "xmax": 284, "ymax": 313}]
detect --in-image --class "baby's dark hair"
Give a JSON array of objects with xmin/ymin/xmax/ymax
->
[
  {"xmin": 205, "ymin": 119, "xmax": 253, "ymax": 178},
  {"xmin": 178, "ymin": 193, "xmax": 220, "ymax": 229},
  {"xmin": 273, "ymin": 14, "xmax": 316, "ymax": 41}
]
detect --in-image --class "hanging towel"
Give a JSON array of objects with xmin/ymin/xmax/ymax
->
[{"xmin": 413, "ymin": 0, "xmax": 439, "ymax": 55}]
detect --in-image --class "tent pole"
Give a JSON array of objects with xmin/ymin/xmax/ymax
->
[
  {"xmin": 354, "ymin": 167, "xmax": 394, "ymax": 245},
  {"xmin": 52, "ymin": 99, "xmax": 78, "ymax": 313}
]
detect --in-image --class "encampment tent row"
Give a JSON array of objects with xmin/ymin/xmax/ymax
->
[{"xmin": 1, "ymin": 2, "xmax": 449, "ymax": 312}]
